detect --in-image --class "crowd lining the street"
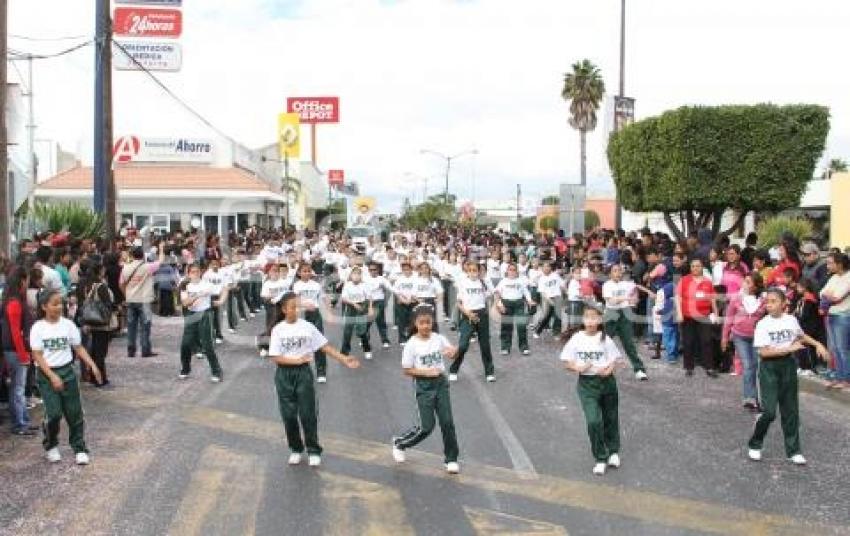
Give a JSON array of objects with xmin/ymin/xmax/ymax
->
[{"xmin": 1, "ymin": 223, "xmax": 849, "ymax": 475}]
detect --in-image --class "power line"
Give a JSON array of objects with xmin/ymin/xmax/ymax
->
[
  {"xmin": 11, "ymin": 33, "xmax": 89, "ymax": 42},
  {"xmin": 7, "ymin": 39, "xmax": 93, "ymax": 60}
]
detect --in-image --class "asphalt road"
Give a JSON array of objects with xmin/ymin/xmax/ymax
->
[{"xmin": 1, "ymin": 307, "xmax": 849, "ymax": 536}]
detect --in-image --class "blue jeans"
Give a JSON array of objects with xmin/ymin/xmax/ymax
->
[
  {"xmin": 732, "ymin": 335, "xmax": 758, "ymax": 401},
  {"xmin": 661, "ymin": 324, "xmax": 679, "ymax": 363},
  {"xmin": 827, "ymin": 314, "xmax": 850, "ymax": 381},
  {"xmin": 4, "ymin": 351, "xmax": 31, "ymax": 430},
  {"xmin": 127, "ymin": 302, "xmax": 153, "ymax": 356}
]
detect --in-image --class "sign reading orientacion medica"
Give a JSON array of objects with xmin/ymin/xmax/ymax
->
[
  {"xmin": 287, "ymin": 97, "xmax": 340, "ymax": 124},
  {"xmin": 114, "ymin": 40, "xmax": 182, "ymax": 71},
  {"xmin": 113, "ymin": 136, "xmax": 214, "ymax": 164}
]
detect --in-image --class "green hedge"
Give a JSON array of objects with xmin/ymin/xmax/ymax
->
[{"xmin": 607, "ymin": 104, "xmax": 829, "ymax": 214}]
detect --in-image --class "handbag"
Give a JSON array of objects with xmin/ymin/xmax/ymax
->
[{"xmin": 81, "ymin": 283, "xmax": 110, "ymax": 327}]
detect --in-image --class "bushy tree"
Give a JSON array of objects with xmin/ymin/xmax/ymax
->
[{"xmin": 607, "ymin": 104, "xmax": 829, "ymax": 240}]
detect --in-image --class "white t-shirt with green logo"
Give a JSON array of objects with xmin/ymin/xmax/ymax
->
[
  {"xmin": 753, "ymin": 314, "xmax": 803, "ymax": 351},
  {"xmin": 401, "ymin": 333, "xmax": 451, "ymax": 373},
  {"xmin": 269, "ymin": 319, "xmax": 328, "ymax": 358},
  {"xmin": 559, "ymin": 331, "xmax": 622, "ymax": 376},
  {"xmin": 30, "ymin": 317, "xmax": 82, "ymax": 368}
]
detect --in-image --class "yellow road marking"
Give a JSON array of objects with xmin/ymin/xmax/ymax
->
[
  {"xmin": 168, "ymin": 445, "xmax": 264, "ymax": 536},
  {"xmin": 321, "ymin": 473, "xmax": 415, "ymax": 536},
  {"xmin": 178, "ymin": 405, "xmax": 837, "ymax": 536},
  {"xmin": 464, "ymin": 506, "xmax": 569, "ymax": 535}
]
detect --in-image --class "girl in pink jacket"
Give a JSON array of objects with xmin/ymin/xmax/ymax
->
[{"xmin": 722, "ymin": 273, "xmax": 766, "ymax": 410}]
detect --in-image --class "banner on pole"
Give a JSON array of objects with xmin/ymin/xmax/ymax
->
[
  {"xmin": 287, "ymin": 97, "xmax": 340, "ymax": 124},
  {"xmin": 278, "ymin": 113, "xmax": 301, "ymax": 159},
  {"xmin": 114, "ymin": 40, "xmax": 182, "ymax": 71},
  {"xmin": 113, "ymin": 7, "xmax": 183, "ymax": 38}
]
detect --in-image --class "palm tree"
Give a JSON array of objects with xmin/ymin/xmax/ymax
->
[{"xmin": 561, "ymin": 59, "xmax": 606, "ymax": 186}]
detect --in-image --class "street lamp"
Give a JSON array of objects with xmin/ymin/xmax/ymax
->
[
  {"xmin": 420, "ymin": 148, "xmax": 478, "ymax": 205},
  {"xmin": 404, "ymin": 172, "xmax": 430, "ymax": 203},
  {"xmin": 261, "ymin": 155, "xmax": 291, "ymax": 229}
]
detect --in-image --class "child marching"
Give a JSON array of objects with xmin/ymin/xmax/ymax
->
[
  {"xmin": 449, "ymin": 261, "xmax": 496, "ymax": 383},
  {"xmin": 259, "ymin": 264, "xmax": 291, "ymax": 357},
  {"xmin": 560, "ymin": 306, "xmax": 623, "ymax": 476},
  {"xmin": 30, "ymin": 290, "xmax": 103, "ymax": 465},
  {"xmin": 339, "ymin": 266, "xmax": 373, "ymax": 360},
  {"xmin": 392, "ymin": 305, "xmax": 461, "ymax": 474},
  {"xmin": 747, "ymin": 288, "xmax": 828, "ymax": 465},
  {"xmin": 494, "ymin": 263, "xmax": 535, "ymax": 356},
  {"xmin": 291, "ymin": 263, "xmax": 329, "ymax": 383},
  {"xmin": 269, "ymin": 292, "xmax": 360, "ymax": 467},
  {"xmin": 178, "ymin": 264, "xmax": 226, "ymax": 382},
  {"xmin": 364, "ymin": 262, "xmax": 393, "ymax": 349}
]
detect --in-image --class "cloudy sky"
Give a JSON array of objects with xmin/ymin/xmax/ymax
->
[{"xmin": 8, "ymin": 0, "xmax": 850, "ymax": 213}]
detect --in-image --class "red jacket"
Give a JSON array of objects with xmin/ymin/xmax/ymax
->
[
  {"xmin": 3, "ymin": 299, "xmax": 31, "ymax": 364},
  {"xmin": 676, "ymin": 275, "xmax": 715, "ymax": 319}
]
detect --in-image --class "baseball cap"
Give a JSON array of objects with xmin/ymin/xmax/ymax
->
[{"xmin": 800, "ymin": 243, "xmax": 819, "ymax": 255}]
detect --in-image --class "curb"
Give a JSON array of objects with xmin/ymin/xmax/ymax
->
[{"xmin": 798, "ymin": 375, "xmax": 850, "ymax": 405}]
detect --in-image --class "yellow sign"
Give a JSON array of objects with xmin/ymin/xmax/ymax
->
[{"xmin": 278, "ymin": 112, "xmax": 301, "ymax": 158}]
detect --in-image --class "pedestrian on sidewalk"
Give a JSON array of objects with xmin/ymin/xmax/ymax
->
[
  {"xmin": 560, "ymin": 306, "xmax": 623, "ymax": 476},
  {"xmin": 392, "ymin": 304, "xmax": 460, "ymax": 474},
  {"xmin": 178, "ymin": 264, "xmax": 225, "ymax": 383},
  {"xmin": 270, "ymin": 292, "xmax": 359, "ymax": 468},
  {"xmin": 1, "ymin": 267, "xmax": 38, "ymax": 436},
  {"xmin": 602, "ymin": 264, "xmax": 648, "ymax": 381},
  {"xmin": 120, "ymin": 243, "xmax": 165, "ymax": 358},
  {"xmin": 747, "ymin": 288, "xmax": 828, "ymax": 465},
  {"xmin": 676, "ymin": 258, "xmax": 721, "ymax": 378},
  {"xmin": 821, "ymin": 252, "xmax": 850, "ymax": 389},
  {"xmin": 291, "ymin": 263, "xmax": 329, "ymax": 383},
  {"xmin": 721, "ymin": 273, "xmax": 766, "ymax": 410},
  {"xmin": 30, "ymin": 290, "xmax": 102, "ymax": 465},
  {"xmin": 449, "ymin": 261, "xmax": 496, "ymax": 383}
]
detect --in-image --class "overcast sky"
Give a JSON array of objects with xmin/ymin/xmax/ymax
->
[{"xmin": 8, "ymin": 0, "xmax": 850, "ymax": 213}]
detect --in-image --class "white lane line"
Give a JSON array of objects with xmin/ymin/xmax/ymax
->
[{"xmin": 463, "ymin": 368, "xmax": 538, "ymax": 479}]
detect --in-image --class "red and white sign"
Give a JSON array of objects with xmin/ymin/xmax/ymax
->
[
  {"xmin": 113, "ymin": 136, "xmax": 141, "ymax": 164},
  {"xmin": 113, "ymin": 7, "xmax": 183, "ymax": 38},
  {"xmin": 328, "ymin": 169, "xmax": 345, "ymax": 187},
  {"xmin": 287, "ymin": 97, "xmax": 340, "ymax": 124}
]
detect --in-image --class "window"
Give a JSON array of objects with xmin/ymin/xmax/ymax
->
[
  {"xmin": 170, "ymin": 213, "xmax": 182, "ymax": 233},
  {"xmin": 203, "ymin": 215, "xmax": 219, "ymax": 235},
  {"xmin": 150, "ymin": 214, "xmax": 169, "ymax": 233},
  {"xmin": 134, "ymin": 215, "xmax": 150, "ymax": 229}
]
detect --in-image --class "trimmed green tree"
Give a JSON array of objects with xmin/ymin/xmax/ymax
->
[{"xmin": 607, "ymin": 104, "xmax": 829, "ymax": 240}]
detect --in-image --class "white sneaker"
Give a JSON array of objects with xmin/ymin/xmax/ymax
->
[
  {"xmin": 46, "ymin": 447, "xmax": 61, "ymax": 463},
  {"xmin": 382, "ymin": 342, "xmax": 390, "ymax": 349},
  {"xmin": 249, "ymin": 313, "xmax": 256, "ymax": 318},
  {"xmin": 210, "ymin": 376, "xmax": 222, "ymax": 384},
  {"xmin": 448, "ymin": 374, "xmax": 458, "ymax": 382},
  {"xmin": 308, "ymin": 455, "xmax": 322, "ymax": 467},
  {"xmin": 486, "ymin": 375, "xmax": 496, "ymax": 383},
  {"xmin": 75, "ymin": 452, "xmax": 90, "ymax": 465},
  {"xmin": 288, "ymin": 453, "xmax": 302, "ymax": 465},
  {"xmin": 445, "ymin": 462, "xmax": 460, "ymax": 474},
  {"xmin": 260, "ymin": 349, "xmax": 268, "ymax": 358},
  {"xmin": 593, "ymin": 462, "xmax": 606, "ymax": 475},
  {"xmin": 500, "ymin": 350, "xmax": 509, "ymax": 356},
  {"xmin": 228, "ymin": 328, "xmax": 236, "ymax": 334},
  {"xmin": 522, "ymin": 349, "xmax": 530, "ymax": 356},
  {"xmin": 635, "ymin": 371, "xmax": 648, "ymax": 381},
  {"xmin": 178, "ymin": 372, "xmax": 190, "ymax": 380},
  {"xmin": 365, "ymin": 352, "xmax": 373, "ymax": 360},
  {"xmin": 748, "ymin": 449, "xmax": 762, "ymax": 461},
  {"xmin": 215, "ymin": 338, "xmax": 224, "ymax": 344},
  {"xmin": 789, "ymin": 454, "xmax": 807, "ymax": 465},
  {"xmin": 607, "ymin": 453, "xmax": 620, "ymax": 468},
  {"xmin": 316, "ymin": 376, "xmax": 327, "ymax": 384},
  {"xmin": 392, "ymin": 445, "xmax": 406, "ymax": 463},
  {"xmin": 532, "ymin": 333, "xmax": 540, "ymax": 339},
  {"xmin": 194, "ymin": 353, "xmax": 205, "ymax": 360}
]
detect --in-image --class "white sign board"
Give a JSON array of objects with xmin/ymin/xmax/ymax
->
[
  {"xmin": 118, "ymin": 137, "xmax": 215, "ymax": 163},
  {"xmin": 114, "ymin": 41, "xmax": 182, "ymax": 72}
]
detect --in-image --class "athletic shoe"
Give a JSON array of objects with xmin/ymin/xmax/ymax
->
[
  {"xmin": 742, "ymin": 399, "xmax": 758, "ymax": 410},
  {"xmin": 288, "ymin": 453, "xmax": 302, "ymax": 465},
  {"xmin": 798, "ymin": 369, "xmax": 815, "ymax": 377},
  {"xmin": 75, "ymin": 452, "xmax": 90, "ymax": 465},
  {"xmin": 748, "ymin": 449, "xmax": 762, "ymax": 461},
  {"xmin": 470, "ymin": 337, "xmax": 477, "ymax": 343},
  {"xmin": 445, "ymin": 462, "xmax": 460, "ymax": 474},
  {"xmin": 249, "ymin": 313, "xmax": 256, "ymax": 319},
  {"xmin": 532, "ymin": 333, "xmax": 541, "ymax": 339},
  {"xmin": 448, "ymin": 374, "xmax": 458, "ymax": 382},
  {"xmin": 215, "ymin": 338, "xmax": 224, "ymax": 345},
  {"xmin": 194, "ymin": 353, "xmax": 206, "ymax": 360},
  {"xmin": 789, "ymin": 454, "xmax": 807, "ymax": 465},
  {"xmin": 635, "ymin": 371, "xmax": 648, "ymax": 381},
  {"xmin": 382, "ymin": 342, "xmax": 390, "ymax": 349},
  {"xmin": 210, "ymin": 376, "xmax": 222, "ymax": 384},
  {"xmin": 486, "ymin": 375, "xmax": 496, "ymax": 383},
  {"xmin": 607, "ymin": 453, "xmax": 621, "ymax": 468},
  {"xmin": 260, "ymin": 349, "xmax": 268, "ymax": 358},
  {"xmin": 593, "ymin": 463, "xmax": 606, "ymax": 475},
  {"xmin": 729, "ymin": 371, "xmax": 738, "ymax": 376},
  {"xmin": 240, "ymin": 317, "xmax": 248, "ymax": 322},
  {"xmin": 308, "ymin": 455, "xmax": 322, "ymax": 467},
  {"xmin": 521, "ymin": 349, "xmax": 530, "ymax": 356},
  {"xmin": 365, "ymin": 352, "xmax": 373, "ymax": 360},
  {"xmin": 706, "ymin": 369, "xmax": 719, "ymax": 379},
  {"xmin": 317, "ymin": 376, "xmax": 327, "ymax": 384},
  {"xmin": 46, "ymin": 447, "xmax": 61, "ymax": 463},
  {"xmin": 12, "ymin": 428, "xmax": 37, "ymax": 437},
  {"xmin": 500, "ymin": 350, "xmax": 509, "ymax": 356},
  {"xmin": 400, "ymin": 342, "xmax": 406, "ymax": 347},
  {"xmin": 228, "ymin": 328, "xmax": 236, "ymax": 334},
  {"xmin": 178, "ymin": 372, "xmax": 190, "ymax": 380},
  {"xmin": 392, "ymin": 445, "xmax": 406, "ymax": 463}
]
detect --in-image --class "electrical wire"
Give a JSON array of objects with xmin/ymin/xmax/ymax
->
[
  {"xmin": 7, "ymin": 40, "xmax": 94, "ymax": 60},
  {"xmin": 11, "ymin": 33, "xmax": 89, "ymax": 42}
]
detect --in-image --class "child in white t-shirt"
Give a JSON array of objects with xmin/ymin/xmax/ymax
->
[
  {"xmin": 30, "ymin": 290, "xmax": 102, "ymax": 466},
  {"xmin": 392, "ymin": 305, "xmax": 460, "ymax": 474},
  {"xmin": 560, "ymin": 306, "xmax": 623, "ymax": 476}
]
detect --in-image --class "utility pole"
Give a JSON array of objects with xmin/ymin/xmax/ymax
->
[
  {"xmin": 25, "ymin": 56, "xmax": 35, "ymax": 212},
  {"xmin": 283, "ymin": 153, "xmax": 289, "ymax": 229},
  {"xmin": 444, "ymin": 158, "xmax": 451, "ymax": 205},
  {"xmin": 0, "ymin": 0, "xmax": 9, "ymax": 257},
  {"xmin": 614, "ymin": 0, "xmax": 626, "ymax": 231},
  {"xmin": 94, "ymin": 0, "xmax": 116, "ymax": 245},
  {"xmin": 516, "ymin": 184, "xmax": 521, "ymax": 232}
]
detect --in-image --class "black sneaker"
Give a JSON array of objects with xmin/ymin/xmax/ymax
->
[
  {"xmin": 12, "ymin": 428, "xmax": 37, "ymax": 436},
  {"xmin": 706, "ymin": 369, "xmax": 719, "ymax": 379}
]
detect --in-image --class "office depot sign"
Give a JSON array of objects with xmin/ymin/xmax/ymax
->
[
  {"xmin": 113, "ymin": 7, "xmax": 183, "ymax": 38},
  {"xmin": 287, "ymin": 97, "xmax": 340, "ymax": 124}
]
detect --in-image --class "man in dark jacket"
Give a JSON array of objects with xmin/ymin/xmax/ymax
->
[{"xmin": 800, "ymin": 242, "xmax": 829, "ymax": 292}]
